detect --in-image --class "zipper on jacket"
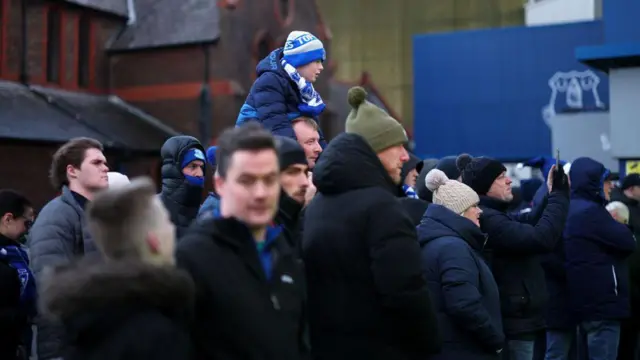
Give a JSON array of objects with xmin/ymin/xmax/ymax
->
[
  {"xmin": 482, "ymin": 235, "xmax": 489, "ymax": 251},
  {"xmin": 271, "ymin": 294, "xmax": 280, "ymax": 310},
  {"xmin": 612, "ymin": 265, "xmax": 618, "ymax": 296}
]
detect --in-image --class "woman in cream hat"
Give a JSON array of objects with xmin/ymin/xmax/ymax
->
[{"xmin": 417, "ymin": 169, "xmax": 504, "ymax": 359}]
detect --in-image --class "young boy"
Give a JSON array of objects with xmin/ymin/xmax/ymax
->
[{"xmin": 236, "ymin": 30, "xmax": 327, "ymax": 148}]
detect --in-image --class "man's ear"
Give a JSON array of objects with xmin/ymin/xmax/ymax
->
[
  {"xmin": 67, "ymin": 164, "xmax": 78, "ymax": 180},
  {"xmin": 0, "ymin": 213, "xmax": 12, "ymax": 225},
  {"xmin": 145, "ymin": 233, "xmax": 161, "ymax": 255},
  {"xmin": 214, "ymin": 174, "xmax": 225, "ymax": 196}
]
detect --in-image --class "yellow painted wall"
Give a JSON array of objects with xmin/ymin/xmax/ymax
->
[{"xmin": 317, "ymin": 0, "xmax": 525, "ymax": 130}]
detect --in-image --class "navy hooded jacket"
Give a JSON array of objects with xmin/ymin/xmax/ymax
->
[
  {"xmin": 236, "ymin": 48, "xmax": 326, "ymax": 147},
  {"xmin": 418, "ymin": 205, "xmax": 504, "ymax": 359},
  {"xmin": 564, "ymin": 157, "xmax": 636, "ymax": 321}
]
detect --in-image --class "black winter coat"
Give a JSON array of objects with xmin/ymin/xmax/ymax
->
[
  {"xmin": 418, "ymin": 204, "xmax": 503, "ymax": 360},
  {"xmin": 302, "ymin": 133, "xmax": 440, "ymax": 360},
  {"xmin": 39, "ymin": 260, "xmax": 194, "ymax": 360},
  {"xmin": 176, "ymin": 216, "xmax": 308, "ymax": 360},
  {"xmin": 479, "ymin": 190, "xmax": 569, "ymax": 336},
  {"xmin": 159, "ymin": 136, "xmax": 205, "ymax": 238},
  {"xmin": 275, "ymin": 191, "xmax": 304, "ymax": 257}
]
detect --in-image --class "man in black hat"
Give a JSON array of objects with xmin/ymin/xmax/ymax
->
[
  {"xmin": 274, "ymin": 136, "xmax": 310, "ymax": 254},
  {"xmin": 456, "ymin": 153, "xmax": 570, "ymax": 360}
]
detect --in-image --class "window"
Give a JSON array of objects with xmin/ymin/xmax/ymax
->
[
  {"xmin": 46, "ymin": 8, "xmax": 61, "ymax": 83},
  {"xmin": 77, "ymin": 15, "xmax": 90, "ymax": 87}
]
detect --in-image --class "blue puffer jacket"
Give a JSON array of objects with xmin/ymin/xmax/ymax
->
[
  {"xmin": 418, "ymin": 205, "xmax": 503, "ymax": 359},
  {"xmin": 564, "ymin": 157, "xmax": 636, "ymax": 321},
  {"xmin": 236, "ymin": 48, "xmax": 326, "ymax": 147}
]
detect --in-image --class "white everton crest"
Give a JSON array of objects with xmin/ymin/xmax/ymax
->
[{"xmin": 541, "ymin": 70, "xmax": 606, "ymax": 127}]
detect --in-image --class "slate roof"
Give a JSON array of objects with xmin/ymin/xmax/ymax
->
[
  {"xmin": 110, "ymin": 0, "xmax": 221, "ymax": 51},
  {"xmin": 29, "ymin": 86, "xmax": 178, "ymax": 152},
  {"xmin": 64, "ymin": 0, "xmax": 129, "ymax": 17},
  {"xmin": 0, "ymin": 81, "xmax": 109, "ymax": 143},
  {"xmin": 0, "ymin": 81, "xmax": 178, "ymax": 153}
]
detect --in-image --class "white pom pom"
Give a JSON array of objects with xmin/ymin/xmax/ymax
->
[{"xmin": 425, "ymin": 169, "xmax": 449, "ymax": 192}]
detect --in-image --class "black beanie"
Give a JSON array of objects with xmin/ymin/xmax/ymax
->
[
  {"xmin": 275, "ymin": 136, "xmax": 307, "ymax": 169},
  {"xmin": 456, "ymin": 154, "xmax": 507, "ymax": 196},
  {"xmin": 436, "ymin": 156, "xmax": 461, "ymax": 180}
]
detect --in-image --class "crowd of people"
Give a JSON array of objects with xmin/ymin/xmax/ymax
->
[{"xmin": 0, "ymin": 29, "xmax": 639, "ymax": 360}]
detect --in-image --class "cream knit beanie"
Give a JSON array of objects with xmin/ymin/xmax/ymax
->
[
  {"xmin": 425, "ymin": 169, "xmax": 479, "ymax": 214},
  {"xmin": 107, "ymin": 172, "xmax": 130, "ymax": 189}
]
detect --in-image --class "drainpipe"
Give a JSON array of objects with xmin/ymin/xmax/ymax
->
[
  {"xmin": 198, "ymin": 44, "xmax": 213, "ymax": 145},
  {"xmin": 19, "ymin": 0, "xmax": 28, "ymax": 84}
]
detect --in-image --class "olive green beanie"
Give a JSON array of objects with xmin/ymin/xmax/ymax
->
[{"xmin": 345, "ymin": 86, "xmax": 408, "ymax": 153}]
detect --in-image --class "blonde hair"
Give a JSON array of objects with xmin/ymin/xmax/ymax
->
[
  {"xmin": 292, "ymin": 117, "xmax": 319, "ymax": 131},
  {"xmin": 86, "ymin": 177, "xmax": 159, "ymax": 260}
]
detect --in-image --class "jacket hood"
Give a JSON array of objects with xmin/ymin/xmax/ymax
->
[
  {"xmin": 312, "ymin": 133, "xmax": 400, "ymax": 196},
  {"xmin": 160, "ymin": 135, "xmax": 205, "ymax": 208},
  {"xmin": 400, "ymin": 153, "xmax": 421, "ymax": 183},
  {"xmin": 417, "ymin": 204, "xmax": 486, "ymax": 250},
  {"xmin": 415, "ymin": 158, "xmax": 438, "ymax": 201},
  {"xmin": 160, "ymin": 135, "xmax": 205, "ymax": 181},
  {"xmin": 40, "ymin": 259, "xmax": 194, "ymax": 335},
  {"xmin": 569, "ymin": 157, "xmax": 609, "ymax": 203},
  {"xmin": 256, "ymin": 48, "xmax": 287, "ymax": 78}
]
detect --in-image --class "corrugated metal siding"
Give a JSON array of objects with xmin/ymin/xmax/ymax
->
[{"xmin": 413, "ymin": 20, "xmax": 607, "ymax": 160}]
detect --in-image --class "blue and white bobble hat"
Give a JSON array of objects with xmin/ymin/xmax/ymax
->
[{"xmin": 283, "ymin": 31, "xmax": 326, "ymax": 68}]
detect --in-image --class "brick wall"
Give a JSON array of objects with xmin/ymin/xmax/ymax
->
[
  {"xmin": 111, "ymin": 46, "xmax": 206, "ymax": 87},
  {"xmin": 1, "ymin": 0, "xmax": 125, "ymax": 90}
]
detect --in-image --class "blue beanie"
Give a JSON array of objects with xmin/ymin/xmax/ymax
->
[
  {"xmin": 181, "ymin": 148, "xmax": 205, "ymax": 169},
  {"xmin": 206, "ymin": 146, "xmax": 217, "ymax": 167},
  {"xmin": 283, "ymin": 31, "xmax": 326, "ymax": 68}
]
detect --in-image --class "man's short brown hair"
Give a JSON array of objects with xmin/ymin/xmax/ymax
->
[
  {"xmin": 216, "ymin": 122, "xmax": 276, "ymax": 178},
  {"xmin": 49, "ymin": 137, "xmax": 104, "ymax": 190},
  {"xmin": 86, "ymin": 177, "xmax": 158, "ymax": 260},
  {"xmin": 292, "ymin": 117, "xmax": 319, "ymax": 131}
]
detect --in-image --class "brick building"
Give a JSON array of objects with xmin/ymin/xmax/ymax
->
[
  {"xmin": 109, "ymin": 0, "xmax": 333, "ymax": 141},
  {"xmin": 0, "ymin": 0, "xmax": 331, "ymax": 209}
]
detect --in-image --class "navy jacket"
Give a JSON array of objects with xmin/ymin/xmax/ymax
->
[
  {"xmin": 479, "ymin": 189, "xmax": 569, "ymax": 336},
  {"xmin": 197, "ymin": 193, "xmax": 220, "ymax": 218},
  {"xmin": 418, "ymin": 205, "xmax": 503, "ymax": 359},
  {"xmin": 565, "ymin": 157, "xmax": 636, "ymax": 321},
  {"xmin": 236, "ymin": 48, "xmax": 326, "ymax": 147}
]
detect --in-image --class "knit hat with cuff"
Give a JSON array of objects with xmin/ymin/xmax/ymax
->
[
  {"xmin": 275, "ymin": 136, "xmax": 307, "ymax": 170},
  {"xmin": 426, "ymin": 169, "xmax": 479, "ymax": 214},
  {"xmin": 181, "ymin": 148, "xmax": 206, "ymax": 169},
  {"xmin": 345, "ymin": 86, "xmax": 408, "ymax": 153},
  {"xmin": 456, "ymin": 154, "xmax": 506, "ymax": 196},
  {"xmin": 283, "ymin": 31, "xmax": 326, "ymax": 68}
]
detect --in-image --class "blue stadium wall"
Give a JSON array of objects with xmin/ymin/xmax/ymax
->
[{"xmin": 413, "ymin": 20, "xmax": 607, "ymax": 161}]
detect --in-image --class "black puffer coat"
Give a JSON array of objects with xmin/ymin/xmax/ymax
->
[
  {"xmin": 159, "ymin": 136, "xmax": 205, "ymax": 238},
  {"xmin": 302, "ymin": 133, "xmax": 440, "ymax": 360}
]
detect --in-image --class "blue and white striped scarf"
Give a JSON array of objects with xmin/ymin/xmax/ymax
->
[
  {"xmin": 281, "ymin": 58, "xmax": 325, "ymax": 117},
  {"xmin": 403, "ymin": 185, "xmax": 419, "ymax": 199}
]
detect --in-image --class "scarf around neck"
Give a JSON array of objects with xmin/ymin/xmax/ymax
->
[{"xmin": 281, "ymin": 58, "xmax": 325, "ymax": 117}]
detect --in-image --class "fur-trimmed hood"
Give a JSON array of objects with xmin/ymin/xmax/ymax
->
[{"xmin": 39, "ymin": 259, "xmax": 195, "ymax": 325}]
